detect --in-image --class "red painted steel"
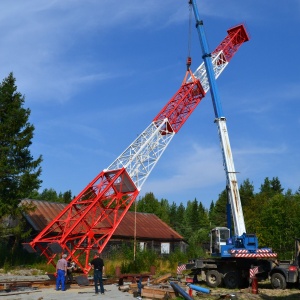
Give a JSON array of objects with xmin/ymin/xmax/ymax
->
[
  {"xmin": 23, "ymin": 24, "xmax": 249, "ymax": 274},
  {"xmin": 153, "ymin": 69, "xmax": 205, "ymax": 133},
  {"xmin": 213, "ymin": 24, "xmax": 250, "ymax": 63},
  {"xmin": 24, "ymin": 168, "xmax": 139, "ymax": 273},
  {"xmin": 153, "ymin": 25, "xmax": 249, "ymax": 133}
]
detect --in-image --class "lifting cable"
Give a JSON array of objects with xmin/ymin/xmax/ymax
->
[
  {"xmin": 186, "ymin": 1, "xmax": 193, "ymax": 70},
  {"xmin": 182, "ymin": 1, "xmax": 196, "ymax": 84}
]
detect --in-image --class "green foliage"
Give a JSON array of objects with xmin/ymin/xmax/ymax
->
[
  {"xmin": 255, "ymin": 193, "xmax": 300, "ymax": 259},
  {"xmin": 136, "ymin": 192, "xmax": 160, "ymax": 215},
  {"xmin": 239, "ymin": 178, "xmax": 254, "ymax": 207},
  {"xmin": 28, "ymin": 188, "xmax": 73, "ymax": 203},
  {"xmin": 0, "ymin": 72, "xmax": 43, "ymax": 264},
  {"xmin": 209, "ymin": 189, "xmax": 227, "ymax": 228},
  {"xmin": 0, "ymin": 238, "xmax": 47, "ymax": 269},
  {"xmin": 107, "ymin": 242, "xmax": 158, "ymax": 274},
  {"xmin": 260, "ymin": 176, "xmax": 284, "ymax": 198},
  {"xmin": 0, "ymin": 73, "xmax": 42, "ymax": 214}
]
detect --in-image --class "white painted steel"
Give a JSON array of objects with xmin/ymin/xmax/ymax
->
[
  {"xmin": 189, "ymin": 50, "xmax": 228, "ymax": 92},
  {"xmin": 106, "ymin": 119, "xmax": 175, "ymax": 190},
  {"xmin": 216, "ymin": 118, "xmax": 246, "ymax": 236},
  {"xmin": 106, "ymin": 51, "xmax": 229, "ymax": 192}
]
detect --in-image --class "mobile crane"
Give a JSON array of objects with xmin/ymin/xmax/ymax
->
[
  {"xmin": 178, "ymin": 0, "xmax": 277, "ymax": 289},
  {"xmin": 23, "ymin": 5, "xmax": 250, "ymax": 275}
]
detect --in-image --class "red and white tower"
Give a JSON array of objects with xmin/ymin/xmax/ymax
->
[{"xmin": 23, "ymin": 25, "xmax": 249, "ymax": 273}]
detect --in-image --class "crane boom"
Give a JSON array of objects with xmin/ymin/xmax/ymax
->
[
  {"xmin": 190, "ymin": 0, "xmax": 248, "ymax": 237},
  {"xmin": 190, "ymin": 0, "xmax": 276, "ymax": 260},
  {"xmin": 23, "ymin": 23, "xmax": 250, "ymax": 273}
]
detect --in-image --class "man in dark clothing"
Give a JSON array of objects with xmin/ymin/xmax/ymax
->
[
  {"xmin": 66, "ymin": 259, "xmax": 77, "ymax": 283},
  {"xmin": 89, "ymin": 253, "xmax": 105, "ymax": 294}
]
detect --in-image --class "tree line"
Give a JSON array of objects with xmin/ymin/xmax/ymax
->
[
  {"xmin": 135, "ymin": 179, "xmax": 300, "ymax": 259},
  {"xmin": 1, "ymin": 72, "xmax": 300, "ymax": 266}
]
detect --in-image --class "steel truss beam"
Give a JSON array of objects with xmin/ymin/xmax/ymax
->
[{"xmin": 23, "ymin": 25, "xmax": 249, "ymax": 274}]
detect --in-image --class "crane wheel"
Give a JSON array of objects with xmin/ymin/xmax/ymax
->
[
  {"xmin": 205, "ymin": 270, "xmax": 222, "ymax": 288},
  {"xmin": 224, "ymin": 271, "xmax": 239, "ymax": 289},
  {"xmin": 271, "ymin": 273, "xmax": 287, "ymax": 290}
]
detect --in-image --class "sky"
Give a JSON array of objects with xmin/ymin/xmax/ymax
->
[{"xmin": 0, "ymin": 0, "xmax": 299, "ymax": 209}]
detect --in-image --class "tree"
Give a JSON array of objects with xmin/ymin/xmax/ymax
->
[
  {"xmin": 62, "ymin": 190, "xmax": 72, "ymax": 203},
  {"xmin": 29, "ymin": 188, "xmax": 73, "ymax": 203},
  {"xmin": 175, "ymin": 203, "xmax": 186, "ymax": 236},
  {"xmin": 239, "ymin": 178, "xmax": 254, "ymax": 208},
  {"xmin": 136, "ymin": 192, "xmax": 160, "ymax": 215},
  {"xmin": 209, "ymin": 189, "xmax": 227, "ymax": 229},
  {"xmin": 258, "ymin": 193, "xmax": 300, "ymax": 257},
  {"xmin": 0, "ymin": 73, "xmax": 42, "ymax": 215},
  {"xmin": 259, "ymin": 177, "xmax": 283, "ymax": 198},
  {"xmin": 184, "ymin": 199, "xmax": 200, "ymax": 232},
  {"xmin": 169, "ymin": 202, "xmax": 178, "ymax": 229},
  {"xmin": 0, "ymin": 73, "xmax": 42, "ymax": 265},
  {"xmin": 39, "ymin": 188, "xmax": 58, "ymax": 202},
  {"xmin": 158, "ymin": 198, "xmax": 170, "ymax": 224}
]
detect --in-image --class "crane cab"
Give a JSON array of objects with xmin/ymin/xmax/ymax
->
[{"xmin": 210, "ymin": 227, "xmax": 231, "ymax": 255}]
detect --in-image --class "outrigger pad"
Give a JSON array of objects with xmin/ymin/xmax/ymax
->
[
  {"xmin": 75, "ymin": 275, "xmax": 89, "ymax": 286},
  {"xmin": 22, "ymin": 243, "xmax": 36, "ymax": 253},
  {"xmin": 48, "ymin": 242, "xmax": 63, "ymax": 253}
]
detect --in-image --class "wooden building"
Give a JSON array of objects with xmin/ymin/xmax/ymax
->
[{"xmin": 21, "ymin": 199, "xmax": 187, "ymax": 256}]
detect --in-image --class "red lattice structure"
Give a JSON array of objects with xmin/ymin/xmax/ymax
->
[{"xmin": 23, "ymin": 24, "xmax": 249, "ymax": 274}]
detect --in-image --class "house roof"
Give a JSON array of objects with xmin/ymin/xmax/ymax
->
[{"xmin": 21, "ymin": 199, "xmax": 183, "ymax": 241}]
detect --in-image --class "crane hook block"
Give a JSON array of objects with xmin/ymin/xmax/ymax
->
[{"xmin": 186, "ymin": 56, "xmax": 192, "ymax": 70}]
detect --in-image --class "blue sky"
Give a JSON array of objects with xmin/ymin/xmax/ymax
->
[{"xmin": 1, "ymin": 1, "xmax": 299, "ymax": 208}]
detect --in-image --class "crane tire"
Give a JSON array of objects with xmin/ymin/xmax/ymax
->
[
  {"xmin": 205, "ymin": 270, "xmax": 222, "ymax": 288},
  {"xmin": 224, "ymin": 271, "xmax": 239, "ymax": 289},
  {"xmin": 271, "ymin": 273, "xmax": 287, "ymax": 290}
]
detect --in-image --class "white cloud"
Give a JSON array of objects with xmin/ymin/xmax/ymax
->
[
  {"xmin": 0, "ymin": 1, "xmax": 189, "ymax": 104},
  {"xmin": 144, "ymin": 143, "xmax": 224, "ymax": 196}
]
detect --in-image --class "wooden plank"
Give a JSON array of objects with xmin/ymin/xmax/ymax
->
[
  {"xmin": 141, "ymin": 287, "xmax": 176, "ymax": 299},
  {"xmin": 152, "ymin": 273, "xmax": 172, "ymax": 284},
  {"xmin": 141, "ymin": 291, "xmax": 175, "ymax": 299}
]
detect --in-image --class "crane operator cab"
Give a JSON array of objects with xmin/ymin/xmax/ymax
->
[{"xmin": 210, "ymin": 227, "xmax": 231, "ymax": 255}]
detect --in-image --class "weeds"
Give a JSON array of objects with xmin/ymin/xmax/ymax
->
[{"xmin": 1, "ymin": 242, "xmax": 192, "ymax": 277}]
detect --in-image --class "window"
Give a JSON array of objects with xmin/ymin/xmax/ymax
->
[{"xmin": 161, "ymin": 243, "xmax": 170, "ymax": 254}]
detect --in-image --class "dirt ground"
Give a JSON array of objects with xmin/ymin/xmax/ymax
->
[
  {"xmin": 191, "ymin": 283, "xmax": 300, "ymax": 300},
  {"xmin": 1, "ymin": 271, "xmax": 300, "ymax": 300}
]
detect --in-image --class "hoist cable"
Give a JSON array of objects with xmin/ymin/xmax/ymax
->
[
  {"xmin": 186, "ymin": 1, "xmax": 193, "ymax": 70},
  {"xmin": 188, "ymin": 2, "xmax": 193, "ymax": 58}
]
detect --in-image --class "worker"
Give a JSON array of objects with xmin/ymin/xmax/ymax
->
[
  {"xmin": 89, "ymin": 253, "xmax": 105, "ymax": 295},
  {"xmin": 66, "ymin": 259, "xmax": 77, "ymax": 284},
  {"xmin": 56, "ymin": 253, "xmax": 68, "ymax": 291}
]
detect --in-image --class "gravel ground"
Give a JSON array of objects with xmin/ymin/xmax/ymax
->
[
  {"xmin": 0, "ymin": 283, "xmax": 132, "ymax": 300},
  {"xmin": 0, "ymin": 272, "xmax": 133, "ymax": 300},
  {"xmin": 1, "ymin": 271, "xmax": 300, "ymax": 300}
]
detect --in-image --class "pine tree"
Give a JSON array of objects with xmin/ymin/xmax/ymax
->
[
  {"xmin": 210, "ymin": 189, "xmax": 227, "ymax": 228},
  {"xmin": 239, "ymin": 178, "xmax": 254, "ymax": 207},
  {"xmin": 0, "ymin": 73, "xmax": 42, "ymax": 216}
]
